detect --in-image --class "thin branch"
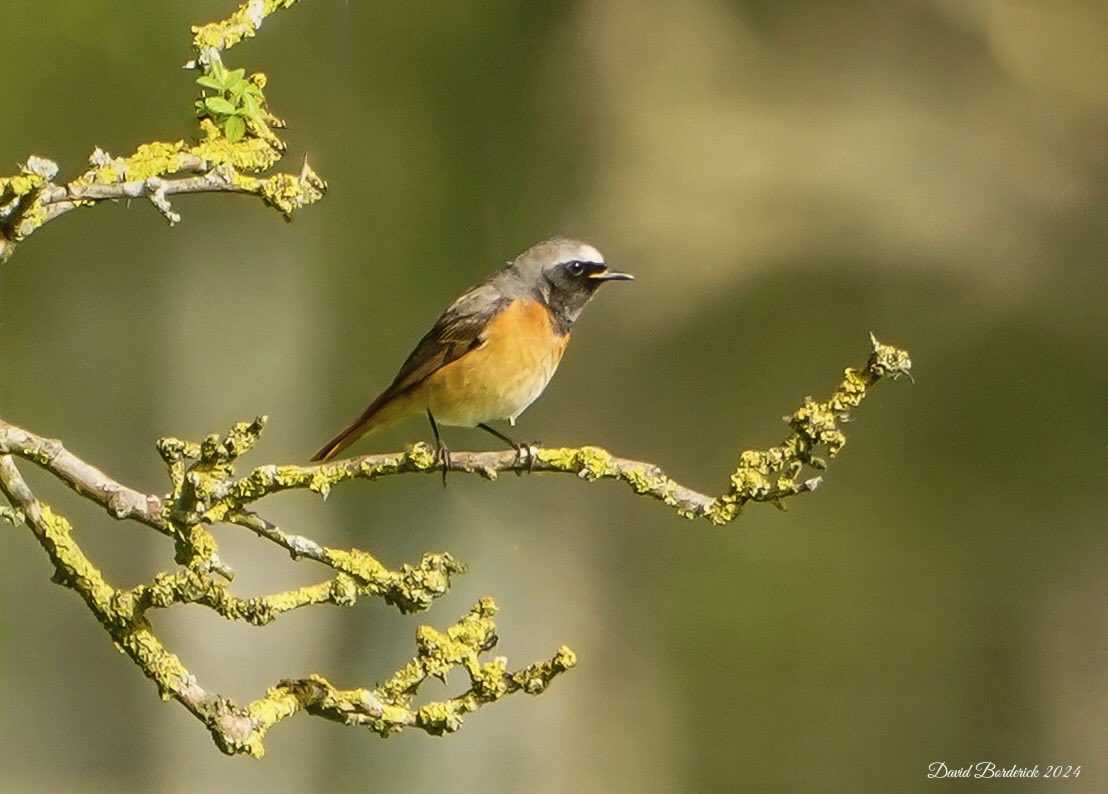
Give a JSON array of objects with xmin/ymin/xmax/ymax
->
[
  {"xmin": 191, "ymin": 0, "xmax": 303, "ymax": 56},
  {"xmin": 0, "ymin": 420, "xmax": 165, "ymax": 527},
  {"xmin": 1, "ymin": 336, "xmax": 912, "ymax": 533},
  {"xmin": 196, "ymin": 336, "xmax": 914, "ymax": 525},
  {"xmin": 0, "ymin": 419, "xmax": 238, "ymax": 580},
  {"xmin": 0, "ymin": 0, "xmax": 325, "ymax": 265},
  {"xmin": 40, "ymin": 170, "xmax": 238, "ymax": 226}
]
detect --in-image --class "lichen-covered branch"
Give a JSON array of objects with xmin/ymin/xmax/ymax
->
[
  {"xmin": 189, "ymin": 335, "xmax": 912, "ymax": 525},
  {"xmin": 191, "ymin": 0, "xmax": 303, "ymax": 55},
  {"xmin": 0, "ymin": 0, "xmax": 324, "ymax": 265},
  {"xmin": 0, "ymin": 450, "xmax": 568, "ymax": 756},
  {"xmin": 0, "ymin": 335, "xmax": 908, "ymax": 755},
  {"xmin": 246, "ymin": 600, "xmax": 576, "ymax": 745}
]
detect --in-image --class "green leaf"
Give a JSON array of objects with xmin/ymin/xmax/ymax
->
[
  {"xmin": 196, "ymin": 75, "xmax": 224, "ymax": 91},
  {"xmin": 224, "ymin": 115, "xmax": 247, "ymax": 142},
  {"xmin": 228, "ymin": 68, "xmax": 246, "ymax": 84},
  {"xmin": 204, "ymin": 96, "xmax": 237, "ymax": 115}
]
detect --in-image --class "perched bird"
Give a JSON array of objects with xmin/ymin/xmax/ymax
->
[{"xmin": 311, "ymin": 238, "xmax": 632, "ymax": 472}]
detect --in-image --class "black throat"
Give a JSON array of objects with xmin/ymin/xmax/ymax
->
[{"xmin": 536, "ymin": 274, "xmax": 591, "ymax": 336}]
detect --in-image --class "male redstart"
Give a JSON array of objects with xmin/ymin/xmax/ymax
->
[{"xmin": 311, "ymin": 238, "xmax": 632, "ymax": 469}]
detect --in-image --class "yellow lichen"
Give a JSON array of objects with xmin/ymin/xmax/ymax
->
[
  {"xmin": 192, "ymin": 0, "xmax": 302, "ymax": 52},
  {"xmin": 406, "ymin": 442, "xmax": 438, "ymax": 470},
  {"xmin": 193, "ymin": 133, "xmax": 282, "ymax": 172},
  {"xmin": 539, "ymin": 445, "xmax": 615, "ymax": 480},
  {"xmin": 416, "ymin": 701, "xmax": 465, "ymax": 735},
  {"xmin": 325, "ymin": 548, "xmax": 390, "ymax": 583}
]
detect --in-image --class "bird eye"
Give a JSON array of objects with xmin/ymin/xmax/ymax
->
[{"xmin": 566, "ymin": 261, "xmax": 585, "ymax": 276}]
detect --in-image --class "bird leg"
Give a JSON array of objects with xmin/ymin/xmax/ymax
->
[
  {"xmin": 427, "ymin": 410, "xmax": 450, "ymax": 486},
  {"xmin": 477, "ymin": 423, "xmax": 538, "ymax": 473}
]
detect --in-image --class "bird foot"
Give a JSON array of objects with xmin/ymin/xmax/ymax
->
[
  {"xmin": 513, "ymin": 441, "xmax": 540, "ymax": 474},
  {"xmin": 435, "ymin": 440, "xmax": 451, "ymax": 487}
]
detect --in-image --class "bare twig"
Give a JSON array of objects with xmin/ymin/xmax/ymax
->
[{"xmin": 0, "ymin": 420, "xmax": 165, "ymax": 526}]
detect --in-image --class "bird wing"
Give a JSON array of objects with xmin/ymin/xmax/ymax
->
[
  {"xmin": 382, "ymin": 282, "xmax": 509, "ymax": 399},
  {"xmin": 309, "ymin": 281, "xmax": 513, "ymax": 462}
]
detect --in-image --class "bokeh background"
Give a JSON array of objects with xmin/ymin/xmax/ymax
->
[{"xmin": 2, "ymin": 1, "xmax": 1106, "ymax": 791}]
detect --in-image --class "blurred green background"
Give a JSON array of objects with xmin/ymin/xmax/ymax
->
[{"xmin": 2, "ymin": 1, "xmax": 1106, "ymax": 791}]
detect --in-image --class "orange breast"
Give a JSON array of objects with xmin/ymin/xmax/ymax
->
[{"xmin": 422, "ymin": 299, "xmax": 569, "ymax": 427}]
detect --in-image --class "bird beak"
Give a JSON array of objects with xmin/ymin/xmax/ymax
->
[{"xmin": 589, "ymin": 269, "xmax": 634, "ymax": 281}]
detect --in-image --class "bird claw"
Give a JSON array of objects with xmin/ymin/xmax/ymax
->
[
  {"xmin": 436, "ymin": 440, "xmax": 451, "ymax": 487},
  {"xmin": 513, "ymin": 442, "xmax": 540, "ymax": 474}
]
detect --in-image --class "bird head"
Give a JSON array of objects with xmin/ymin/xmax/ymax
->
[{"xmin": 511, "ymin": 238, "xmax": 633, "ymax": 330}]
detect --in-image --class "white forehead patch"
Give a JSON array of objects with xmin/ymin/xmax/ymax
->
[{"xmin": 568, "ymin": 242, "xmax": 604, "ymax": 264}]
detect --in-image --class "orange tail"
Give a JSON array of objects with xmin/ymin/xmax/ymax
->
[{"xmin": 310, "ymin": 390, "xmax": 407, "ymax": 462}]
